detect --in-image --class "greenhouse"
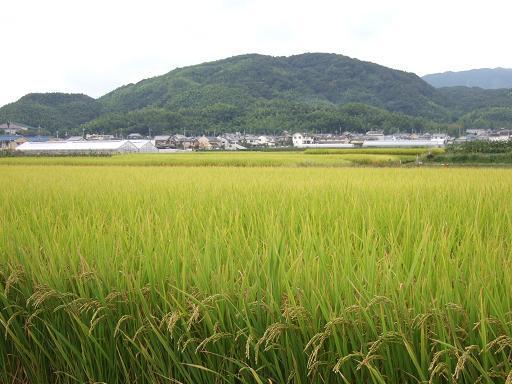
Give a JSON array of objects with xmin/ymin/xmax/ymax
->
[
  {"xmin": 129, "ymin": 140, "xmax": 158, "ymax": 153},
  {"xmin": 15, "ymin": 140, "xmax": 138, "ymax": 154}
]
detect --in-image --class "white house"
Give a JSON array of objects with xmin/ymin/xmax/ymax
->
[
  {"xmin": 257, "ymin": 135, "xmax": 275, "ymax": 146},
  {"xmin": 292, "ymin": 133, "xmax": 354, "ymax": 148},
  {"xmin": 292, "ymin": 133, "xmax": 314, "ymax": 146}
]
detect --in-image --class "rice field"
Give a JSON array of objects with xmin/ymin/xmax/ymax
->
[
  {"xmin": 0, "ymin": 150, "xmax": 417, "ymax": 167},
  {"xmin": 0, "ymin": 163, "xmax": 511, "ymax": 383}
]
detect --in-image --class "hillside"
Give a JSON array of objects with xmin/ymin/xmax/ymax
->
[
  {"xmin": 2, "ymin": 53, "xmax": 512, "ymax": 136},
  {"xmin": 423, "ymin": 68, "xmax": 512, "ymax": 89},
  {"xmin": 99, "ymin": 53, "xmax": 449, "ymax": 119},
  {"xmin": 86, "ymin": 53, "xmax": 456, "ymax": 135},
  {"xmin": 0, "ymin": 93, "xmax": 103, "ymax": 134}
]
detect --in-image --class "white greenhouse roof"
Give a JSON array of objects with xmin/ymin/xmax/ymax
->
[
  {"xmin": 16, "ymin": 140, "xmax": 137, "ymax": 152},
  {"xmin": 362, "ymin": 139, "xmax": 446, "ymax": 148},
  {"xmin": 129, "ymin": 140, "xmax": 155, "ymax": 149}
]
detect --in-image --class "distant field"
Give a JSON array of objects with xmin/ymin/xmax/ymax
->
[
  {"xmin": 1, "ymin": 165, "xmax": 511, "ymax": 383},
  {"xmin": 304, "ymin": 147, "xmax": 445, "ymax": 155},
  {"xmin": 0, "ymin": 151, "xmax": 417, "ymax": 167}
]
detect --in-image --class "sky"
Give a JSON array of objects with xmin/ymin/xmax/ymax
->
[{"xmin": 1, "ymin": 0, "xmax": 512, "ymax": 107}]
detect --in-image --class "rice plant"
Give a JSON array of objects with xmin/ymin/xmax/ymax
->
[
  {"xmin": 0, "ymin": 165, "xmax": 511, "ymax": 383},
  {"xmin": 0, "ymin": 151, "xmax": 414, "ymax": 167}
]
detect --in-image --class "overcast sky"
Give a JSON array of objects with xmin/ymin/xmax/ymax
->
[{"xmin": 1, "ymin": 0, "xmax": 511, "ymax": 107}]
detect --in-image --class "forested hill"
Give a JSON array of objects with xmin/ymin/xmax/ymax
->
[
  {"xmin": 99, "ymin": 53, "xmax": 448, "ymax": 119},
  {"xmin": 2, "ymin": 53, "xmax": 512, "ymax": 136},
  {"xmin": 423, "ymin": 68, "xmax": 512, "ymax": 89},
  {"xmin": 0, "ymin": 93, "xmax": 103, "ymax": 135}
]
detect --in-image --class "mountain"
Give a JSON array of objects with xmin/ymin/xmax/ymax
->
[
  {"xmin": 2, "ymin": 53, "xmax": 512, "ymax": 136},
  {"xmin": 81, "ymin": 53, "xmax": 456, "ymax": 135},
  {"xmin": 99, "ymin": 53, "xmax": 448, "ymax": 119},
  {"xmin": 0, "ymin": 93, "xmax": 103, "ymax": 134},
  {"xmin": 423, "ymin": 68, "xmax": 512, "ymax": 89}
]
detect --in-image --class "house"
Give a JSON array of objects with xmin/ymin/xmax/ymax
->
[
  {"xmin": 86, "ymin": 134, "xmax": 116, "ymax": 140},
  {"xmin": 0, "ymin": 135, "xmax": 26, "ymax": 150},
  {"xmin": 154, "ymin": 135, "xmax": 172, "ymax": 149},
  {"xmin": 217, "ymin": 135, "xmax": 246, "ymax": 150},
  {"xmin": 127, "ymin": 133, "xmax": 144, "ymax": 140},
  {"xmin": 194, "ymin": 136, "xmax": 212, "ymax": 150},
  {"xmin": 242, "ymin": 135, "xmax": 261, "ymax": 146},
  {"xmin": 274, "ymin": 134, "xmax": 292, "ymax": 147},
  {"xmin": 0, "ymin": 122, "xmax": 30, "ymax": 135},
  {"xmin": 292, "ymin": 132, "xmax": 355, "ymax": 148},
  {"xmin": 257, "ymin": 136, "xmax": 275, "ymax": 147},
  {"xmin": 171, "ymin": 135, "xmax": 195, "ymax": 150},
  {"xmin": 292, "ymin": 133, "xmax": 315, "ymax": 146},
  {"xmin": 488, "ymin": 130, "xmax": 511, "ymax": 142},
  {"xmin": 206, "ymin": 137, "xmax": 222, "ymax": 149}
]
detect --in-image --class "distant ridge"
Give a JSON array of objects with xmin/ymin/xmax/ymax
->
[{"xmin": 423, "ymin": 68, "xmax": 512, "ymax": 89}]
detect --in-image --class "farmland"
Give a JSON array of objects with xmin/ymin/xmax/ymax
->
[
  {"xmin": 0, "ymin": 150, "xmax": 419, "ymax": 167},
  {"xmin": 0, "ymin": 163, "xmax": 511, "ymax": 383}
]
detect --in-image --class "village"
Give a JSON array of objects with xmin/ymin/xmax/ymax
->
[{"xmin": 1, "ymin": 121, "xmax": 511, "ymax": 154}]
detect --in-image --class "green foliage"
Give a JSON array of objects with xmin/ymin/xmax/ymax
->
[
  {"xmin": 0, "ymin": 166, "xmax": 511, "ymax": 383},
  {"xmin": 448, "ymin": 140, "xmax": 512, "ymax": 154},
  {"xmin": 79, "ymin": 101, "xmax": 451, "ymax": 137},
  {"xmin": 431, "ymin": 141, "xmax": 512, "ymax": 164},
  {"xmin": 460, "ymin": 107, "xmax": 512, "ymax": 129},
  {"xmin": 0, "ymin": 93, "xmax": 103, "ymax": 133},
  {"xmin": 3, "ymin": 54, "xmax": 512, "ymax": 136},
  {"xmin": 437, "ymin": 87, "xmax": 512, "ymax": 116}
]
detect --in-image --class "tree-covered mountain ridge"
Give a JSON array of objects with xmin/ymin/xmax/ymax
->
[{"xmin": 1, "ymin": 53, "xmax": 512, "ymax": 136}]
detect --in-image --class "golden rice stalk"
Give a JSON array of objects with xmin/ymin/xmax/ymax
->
[
  {"xmin": 505, "ymin": 369, "xmax": 512, "ymax": 384},
  {"xmin": 281, "ymin": 303, "xmax": 309, "ymax": 322},
  {"xmin": 485, "ymin": 335, "xmax": 512, "ymax": 354},
  {"xmin": 159, "ymin": 311, "xmax": 182, "ymax": 338},
  {"xmin": 4, "ymin": 264, "xmax": 24, "ymax": 296},
  {"xmin": 255, "ymin": 323, "xmax": 288, "ymax": 363},
  {"xmin": 333, "ymin": 352, "xmax": 364, "ymax": 375},
  {"xmin": 453, "ymin": 345, "xmax": 478, "ymax": 381},
  {"xmin": 195, "ymin": 330, "xmax": 230, "ymax": 353},
  {"xmin": 114, "ymin": 315, "xmax": 133, "ymax": 338},
  {"xmin": 186, "ymin": 303, "xmax": 200, "ymax": 331}
]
